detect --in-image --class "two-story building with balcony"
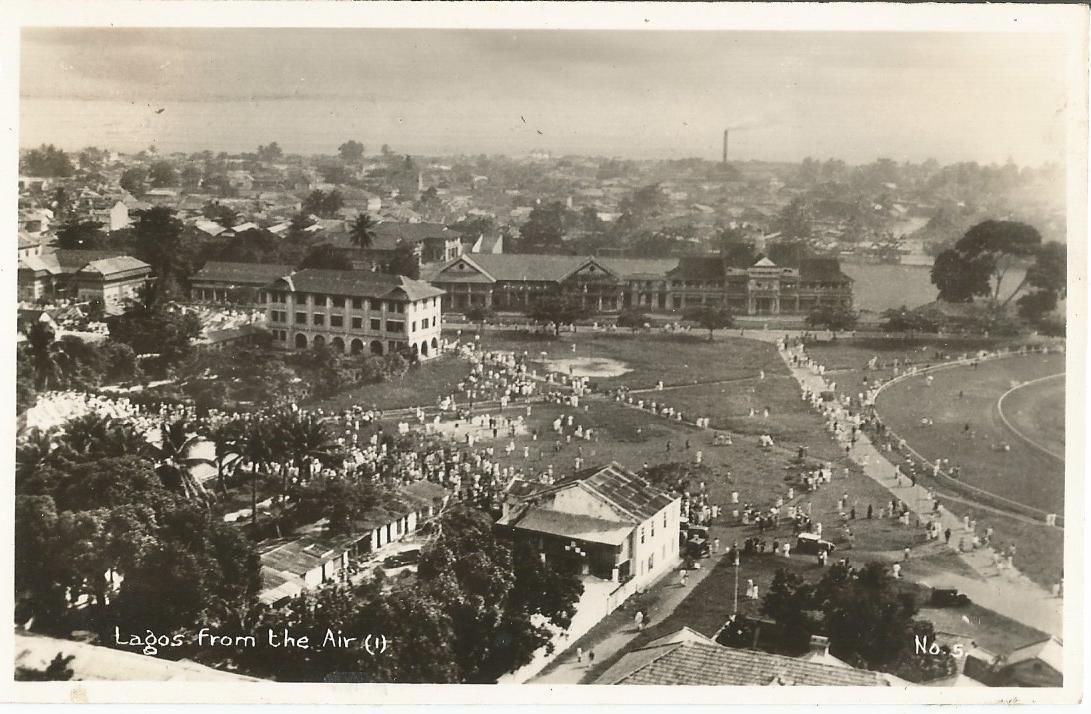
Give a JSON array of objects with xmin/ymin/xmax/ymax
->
[
  {"xmin": 263, "ymin": 268, "xmax": 444, "ymax": 359},
  {"xmin": 497, "ymin": 462, "xmax": 681, "ymax": 590},
  {"xmin": 425, "ymin": 253, "xmax": 851, "ymax": 317}
]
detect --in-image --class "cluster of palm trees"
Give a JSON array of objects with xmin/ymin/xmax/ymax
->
[{"xmin": 17, "ymin": 407, "xmax": 344, "ymax": 530}]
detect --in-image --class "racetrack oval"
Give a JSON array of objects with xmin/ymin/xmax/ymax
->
[
  {"xmin": 874, "ymin": 353, "xmax": 1065, "ymax": 515},
  {"xmin": 998, "ymin": 373, "xmax": 1065, "ymax": 461}
]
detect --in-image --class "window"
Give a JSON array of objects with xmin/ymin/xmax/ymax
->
[
  {"xmin": 651, "ymin": 520, "xmax": 655, "ymax": 537},
  {"xmin": 663, "ymin": 512, "xmax": 668, "ymax": 527},
  {"xmin": 370, "ymin": 299, "xmax": 382, "ymax": 311},
  {"xmin": 387, "ymin": 320, "xmax": 404, "ymax": 334},
  {"xmin": 411, "ymin": 321, "xmax": 417, "ymax": 332},
  {"xmin": 295, "ymin": 312, "xmax": 307, "ymax": 325},
  {"xmin": 352, "ymin": 317, "xmax": 363, "ymax": 329},
  {"xmin": 388, "ymin": 301, "xmax": 403, "ymax": 313},
  {"xmin": 331, "ymin": 315, "xmax": 343, "ymax": 328},
  {"xmin": 640, "ymin": 527, "xmax": 645, "ymax": 545},
  {"xmin": 331, "ymin": 296, "xmax": 345, "ymax": 308},
  {"xmin": 421, "ymin": 318, "xmax": 429, "ymax": 329},
  {"xmin": 313, "ymin": 313, "xmax": 325, "ymax": 326},
  {"xmin": 370, "ymin": 318, "xmax": 381, "ymax": 331},
  {"xmin": 352, "ymin": 298, "xmax": 363, "ymax": 310}
]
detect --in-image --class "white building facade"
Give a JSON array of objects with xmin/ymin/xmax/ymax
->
[{"xmin": 263, "ymin": 268, "xmax": 444, "ymax": 359}]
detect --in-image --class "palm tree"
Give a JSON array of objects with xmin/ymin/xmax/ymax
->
[
  {"xmin": 207, "ymin": 418, "xmax": 246, "ymax": 497},
  {"xmin": 147, "ymin": 419, "xmax": 212, "ymax": 504},
  {"xmin": 238, "ymin": 417, "xmax": 276, "ymax": 528},
  {"xmin": 25, "ymin": 322, "xmax": 62, "ymax": 390},
  {"xmin": 16, "ymin": 427, "xmax": 56, "ymax": 484},
  {"xmin": 269, "ymin": 410, "xmax": 343, "ymax": 524},
  {"xmin": 59, "ymin": 413, "xmax": 146, "ymax": 461},
  {"xmin": 349, "ymin": 213, "xmax": 377, "ymax": 250}
]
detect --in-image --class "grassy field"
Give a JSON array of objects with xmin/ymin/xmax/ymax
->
[
  {"xmin": 1001, "ymin": 374, "xmax": 1065, "ymax": 457},
  {"xmin": 807, "ymin": 340, "xmax": 1066, "ymax": 588},
  {"xmin": 450, "ymin": 329, "xmax": 788, "ymax": 389},
  {"xmin": 875, "ymin": 354, "xmax": 1065, "ymax": 514},
  {"xmin": 308, "ymin": 354, "xmax": 474, "ymax": 412}
]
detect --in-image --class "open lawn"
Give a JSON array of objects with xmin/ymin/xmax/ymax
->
[
  {"xmin": 1001, "ymin": 374, "xmax": 1065, "ymax": 458},
  {"xmin": 308, "ymin": 354, "xmax": 474, "ymax": 412},
  {"xmin": 450, "ymin": 329, "xmax": 787, "ymax": 390},
  {"xmin": 806, "ymin": 335, "xmax": 1041, "ymax": 395},
  {"xmin": 875, "ymin": 354, "xmax": 1065, "ymax": 514}
]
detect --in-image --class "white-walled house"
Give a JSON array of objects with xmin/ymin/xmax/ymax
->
[{"xmin": 499, "ymin": 462, "xmax": 681, "ymax": 590}]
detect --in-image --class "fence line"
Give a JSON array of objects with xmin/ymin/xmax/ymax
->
[{"xmin": 867, "ymin": 347, "xmax": 1065, "ymax": 529}]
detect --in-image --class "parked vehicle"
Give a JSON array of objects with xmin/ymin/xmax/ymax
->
[
  {"xmin": 683, "ymin": 525, "xmax": 711, "ymax": 559},
  {"xmin": 382, "ymin": 549, "xmax": 421, "ymax": 568},
  {"xmin": 929, "ymin": 587, "xmax": 971, "ymax": 607},
  {"xmin": 795, "ymin": 532, "xmax": 836, "ymax": 555}
]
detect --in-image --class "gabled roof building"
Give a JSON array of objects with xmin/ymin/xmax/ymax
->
[
  {"xmin": 498, "ymin": 462, "xmax": 680, "ymax": 589},
  {"xmin": 424, "ymin": 253, "xmax": 852, "ymax": 316},
  {"xmin": 596, "ymin": 627, "xmax": 895, "ymax": 686}
]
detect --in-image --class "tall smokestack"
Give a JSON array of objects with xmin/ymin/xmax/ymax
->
[{"xmin": 722, "ymin": 129, "xmax": 729, "ymax": 164}]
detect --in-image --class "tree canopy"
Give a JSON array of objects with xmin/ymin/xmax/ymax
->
[
  {"xmin": 931, "ymin": 220, "xmax": 1042, "ymax": 305},
  {"xmin": 761, "ymin": 562, "xmax": 955, "ymax": 682},
  {"xmin": 22, "ymin": 144, "xmax": 74, "ymax": 178},
  {"xmin": 805, "ymin": 304, "xmax": 859, "ymax": 335},
  {"xmin": 299, "ymin": 244, "xmax": 354, "ymax": 272},
  {"xmin": 684, "ymin": 305, "xmax": 735, "ymax": 340},
  {"xmin": 303, "ymin": 189, "xmax": 345, "ymax": 219},
  {"xmin": 55, "ymin": 220, "xmax": 106, "ymax": 250},
  {"xmin": 338, "ymin": 140, "xmax": 366, "ymax": 163},
  {"xmin": 525, "ymin": 296, "xmax": 590, "ymax": 336}
]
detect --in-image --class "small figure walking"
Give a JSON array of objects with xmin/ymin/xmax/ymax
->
[
  {"xmin": 679, "ymin": 568, "xmax": 689, "ymax": 587},
  {"xmin": 588, "ymin": 650, "xmax": 595, "ymax": 667},
  {"xmin": 576, "ymin": 647, "xmax": 584, "ymax": 664}
]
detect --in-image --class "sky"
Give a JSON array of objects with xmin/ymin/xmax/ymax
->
[{"xmin": 19, "ymin": 28, "xmax": 1071, "ymax": 166}]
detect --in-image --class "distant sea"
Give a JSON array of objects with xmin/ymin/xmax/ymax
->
[{"xmin": 842, "ymin": 263, "xmax": 1029, "ymax": 314}]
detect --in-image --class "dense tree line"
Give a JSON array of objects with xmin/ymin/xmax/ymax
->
[{"xmin": 760, "ymin": 562, "xmax": 956, "ymax": 683}]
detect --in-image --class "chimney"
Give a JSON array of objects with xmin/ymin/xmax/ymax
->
[
  {"xmin": 808, "ymin": 635, "xmax": 830, "ymax": 657},
  {"xmin": 723, "ymin": 129, "xmax": 729, "ymax": 164}
]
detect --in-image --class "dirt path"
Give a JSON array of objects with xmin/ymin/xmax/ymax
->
[{"xmin": 758, "ymin": 334, "xmax": 1063, "ymax": 638}]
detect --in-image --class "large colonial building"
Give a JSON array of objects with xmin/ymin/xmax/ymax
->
[
  {"xmin": 424, "ymin": 253, "xmax": 852, "ymax": 316},
  {"xmin": 262, "ymin": 268, "xmax": 444, "ymax": 359},
  {"xmin": 18, "ymin": 250, "xmax": 152, "ymax": 310},
  {"xmin": 498, "ymin": 462, "xmax": 681, "ymax": 590},
  {"xmin": 190, "ymin": 261, "xmax": 294, "ymax": 305}
]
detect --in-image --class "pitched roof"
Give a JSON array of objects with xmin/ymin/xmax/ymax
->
[
  {"xmin": 77, "ymin": 256, "xmax": 151, "ymax": 277},
  {"xmin": 432, "ymin": 254, "xmax": 656, "ymax": 284},
  {"xmin": 753, "ymin": 256, "xmax": 777, "ymax": 267},
  {"xmin": 192, "ymin": 261, "xmax": 295, "ymax": 285},
  {"xmin": 506, "ymin": 507, "xmax": 633, "ymax": 546},
  {"xmin": 271, "ymin": 269, "xmax": 444, "ymax": 301},
  {"xmin": 596, "ymin": 257, "xmax": 679, "ymax": 278},
  {"xmin": 15, "ymin": 633, "xmax": 263, "ymax": 682},
  {"xmin": 1006, "ymin": 637, "xmax": 1063, "ymax": 673},
  {"xmin": 598, "ymin": 631, "xmax": 891, "ymax": 686},
  {"xmin": 520, "ymin": 462, "xmax": 676, "ymax": 524},
  {"xmin": 194, "ymin": 219, "xmax": 228, "ymax": 236},
  {"xmin": 668, "ymin": 256, "xmax": 725, "ymax": 280},
  {"xmin": 21, "ymin": 250, "xmax": 130, "ymax": 276}
]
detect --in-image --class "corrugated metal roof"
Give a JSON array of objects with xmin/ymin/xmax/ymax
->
[
  {"xmin": 511, "ymin": 507, "xmax": 632, "ymax": 546},
  {"xmin": 271, "ymin": 269, "xmax": 444, "ymax": 301},
  {"xmin": 192, "ymin": 261, "xmax": 294, "ymax": 285},
  {"xmin": 578, "ymin": 462, "xmax": 676, "ymax": 523},
  {"xmin": 78, "ymin": 256, "xmax": 151, "ymax": 276}
]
